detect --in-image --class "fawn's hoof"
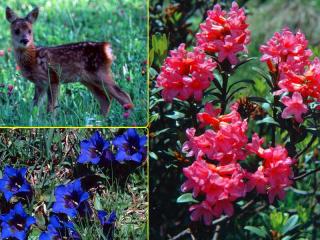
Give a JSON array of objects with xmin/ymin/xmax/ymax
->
[{"xmin": 123, "ymin": 103, "xmax": 134, "ymax": 110}]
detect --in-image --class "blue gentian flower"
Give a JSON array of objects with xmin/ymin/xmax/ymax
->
[
  {"xmin": 77, "ymin": 131, "xmax": 114, "ymax": 164},
  {"xmin": 113, "ymin": 129, "xmax": 147, "ymax": 164},
  {"xmin": 39, "ymin": 215, "xmax": 80, "ymax": 240},
  {"xmin": 0, "ymin": 166, "xmax": 32, "ymax": 202},
  {"xmin": 52, "ymin": 179, "xmax": 90, "ymax": 218},
  {"xmin": 97, "ymin": 210, "xmax": 116, "ymax": 240},
  {"xmin": 0, "ymin": 202, "xmax": 36, "ymax": 240}
]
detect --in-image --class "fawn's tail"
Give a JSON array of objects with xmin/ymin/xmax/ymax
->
[{"xmin": 103, "ymin": 43, "xmax": 114, "ymax": 63}]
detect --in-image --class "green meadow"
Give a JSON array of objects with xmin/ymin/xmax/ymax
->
[{"xmin": 0, "ymin": 0, "xmax": 147, "ymax": 126}]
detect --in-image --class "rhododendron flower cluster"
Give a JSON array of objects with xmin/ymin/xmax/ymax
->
[
  {"xmin": 196, "ymin": 2, "xmax": 250, "ymax": 64},
  {"xmin": 156, "ymin": 44, "xmax": 216, "ymax": 101},
  {"xmin": 278, "ymin": 57, "xmax": 320, "ymax": 100},
  {"xmin": 260, "ymin": 28, "xmax": 312, "ymax": 75},
  {"xmin": 181, "ymin": 105, "xmax": 294, "ymax": 225},
  {"xmin": 260, "ymin": 28, "xmax": 320, "ymax": 123},
  {"xmin": 248, "ymin": 141, "xmax": 294, "ymax": 203},
  {"xmin": 156, "ymin": 2, "xmax": 250, "ymax": 102}
]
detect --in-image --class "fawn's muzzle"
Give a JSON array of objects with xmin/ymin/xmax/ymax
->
[{"xmin": 20, "ymin": 39, "xmax": 29, "ymax": 45}]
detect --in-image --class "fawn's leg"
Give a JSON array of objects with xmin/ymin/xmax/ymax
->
[
  {"xmin": 33, "ymin": 85, "xmax": 46, "ymax": 106},
  {"xmin": 47, "ymin": 70, "xmax": 60, "ymax": 113},
  {"xmin": 82, "ymin": 81, "xmax": 112, "ymax": 116},
  {"xmin": 97, "ymin": 70, "xmax": 133, "ymax": 108}
]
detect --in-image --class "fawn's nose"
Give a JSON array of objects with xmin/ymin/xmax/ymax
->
[{"xmin": 20, "ymin": 39, "xmax": 29, "ymax": 45}]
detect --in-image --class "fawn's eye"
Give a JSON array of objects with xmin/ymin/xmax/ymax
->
[{"xmin": 14, "ymin": 29, "xmax": 20, "ymax": 35}]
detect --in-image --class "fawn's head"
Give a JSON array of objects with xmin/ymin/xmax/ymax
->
[{"xmin": 6, "ymin": 7, "xmax": 39, "ymax": 49}]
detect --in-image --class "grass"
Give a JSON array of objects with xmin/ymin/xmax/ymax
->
[
  {"xmin": 0, "ymin": 0, "xmax": 147, "ymax": 126},
  {"xmin": 0, "ymin": 128, "xmax": 148, "ymax": 239}
]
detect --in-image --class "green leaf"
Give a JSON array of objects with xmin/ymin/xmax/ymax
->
[
  {"xmin": 252, "ymin": 67, "xmax": 273, "ymax": 89},
  {"xmin": 256, "ymin": 116, "xmax": 279, "ymax": 126},
  {"xmin": 166, "ymin": 111, "xmax": 185, "ymax": 120},
  {"xmin": 248, "ymin": 96, "xmax": 269, "ymax": 103},
  {"xmin": 244, "ymin": 226, "xmax": 268, "ymax": 238},
  {"xmin": 227, "ymin": 79, "xmax": 255, "ymax": 94},
  {"xmin": 149, "ymin": 152, "xmax": 158, "ymax": 160},
  {"xmin": 282, "ymin": 236, "xmax": 293, "ymax": 240},
  {"xmin": 149, "ymin": 49, "xmax": 154, "ymax": 67},
  {"xmin": 176, "ymin": 193, "xmax": 198, "ymax": 203},
  {"xmin": 94, "ymin": 195, "xmax": 103, "ymax": 210},
  {"xmin": 154, "ymin": 128, "xmax": 170, "ymax": 136},
  {"xmin": 281, "ymin": 215, "xmax": 299, "ymax": 235},
  {"xmin": 226, "ymin": 86, "xmax": 247, "ymax": 102},
  {"xmin": 233, "ymin": 57, "xmax": 256, "ymax": 70}
]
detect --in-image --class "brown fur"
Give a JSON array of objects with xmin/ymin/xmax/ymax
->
[{"xmin": 6, "ymin": 7, "xmax": 133, "ymax": 115}]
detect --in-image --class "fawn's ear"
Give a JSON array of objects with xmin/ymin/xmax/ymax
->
[
  {"xmin": 6, "ymin": 7, "xmax": 18, "ymax": 23},
  {"xmin": 26, "ymin": 7, "xmax": 39, "ymax": 23}
]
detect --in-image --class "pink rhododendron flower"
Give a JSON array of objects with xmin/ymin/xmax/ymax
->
[
  {"xmin": 197, "ymin": 103, "xmax": 241, "ymax": 130},
  {"xmin": 156, "ymin": 44, "xmax": 216, "ymax": 102},
  {"xmin": 184, "ymin": 104, "xmax": 249, "ymax": 164},
  {"xmin": 252, "ymin": 146, "xmax": 294, "ymax": 203},
  {"xmin": 0, "ymin": 50, "xmax": 4, "ymax": 57},
  {"xmin": 181, "ymin": 105, "xmax": 295, "ymax": 224},
  {"xmin": 248, "ymin": 167, "xmax": 268, "ymax": 194},
  {"xmin": 183, "ymin": 159, "xmax": 249, "ymax": 224},
  {"xmin": 279, "ymin": 58, "xmax": 320, "ymax": 101},
  {"xmin": 196, "ymin": 2, "xmax": 250, "ymax": 64},
  {"xmin": 189, "ymin": 201, "xmax": 214, "ymax": 225},
  {"xmin": 246, "ymin": 133, "xmax": 264, "ymax": 155},
  {"xmin": 181, "ymin": 159, "xmax": 211, "ymax": 197},
  {"xmin": 280, "ymin": 92, "xmax": 308, "ymax": 123},
  {"xmin": 260, "ymin": 28, "xmax": 312, "ymax": 75}
]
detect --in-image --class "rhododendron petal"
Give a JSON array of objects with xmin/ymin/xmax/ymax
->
[{"xmin": 280, "ymin": 92, "xmax": 308, "ymax": 123}]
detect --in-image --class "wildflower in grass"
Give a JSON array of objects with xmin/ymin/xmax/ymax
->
[
  {"xmin": 0, "ymin": 50, "xmax": 4, "ymax": 57},
  {"xmin": 156, "ymin": 44, "xmax": 217, "ymax": 102},
  {"xmin": 0, "ymin": 202, "xmax": 36, "ymax": 240},
  {"xmin": 0, "ymin": 166, "xmax": 32, "ymax": 202},
  {"xmin": 196, "ymin": 2, "xmax": 250, "ymax": 64},
  {"xmin": 98, "ymin": 210, "xmax": 116, "ymax": 239},
  {"xmin": 78, "ymin": 131, "xmax": 113, "ymax": 165},
  {"xmin": 260, "ymin": 28, "xmax": 312, "ymax": 75},
  {"xmin": 123, "ymin": 111, "xmax": 130, "ymax": 119},
  {"xmin": 39, "ymin": 215, "xmax": 80, "ymax": 240},
  {"xmin": 8, "ymin": 84, "xmax": 14, "ymax": 96},
  {"xmin": 113, "ymin": 128, "xmax": 147, "ymax": 164},
  {"xmin": 52, "ymin": 179, "xmax": 90, "ymax": 218}
]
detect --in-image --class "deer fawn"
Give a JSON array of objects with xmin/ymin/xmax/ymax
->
[{"xmin": 5, "ymin": 7, "xmax": 133, "ymax": 115}]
